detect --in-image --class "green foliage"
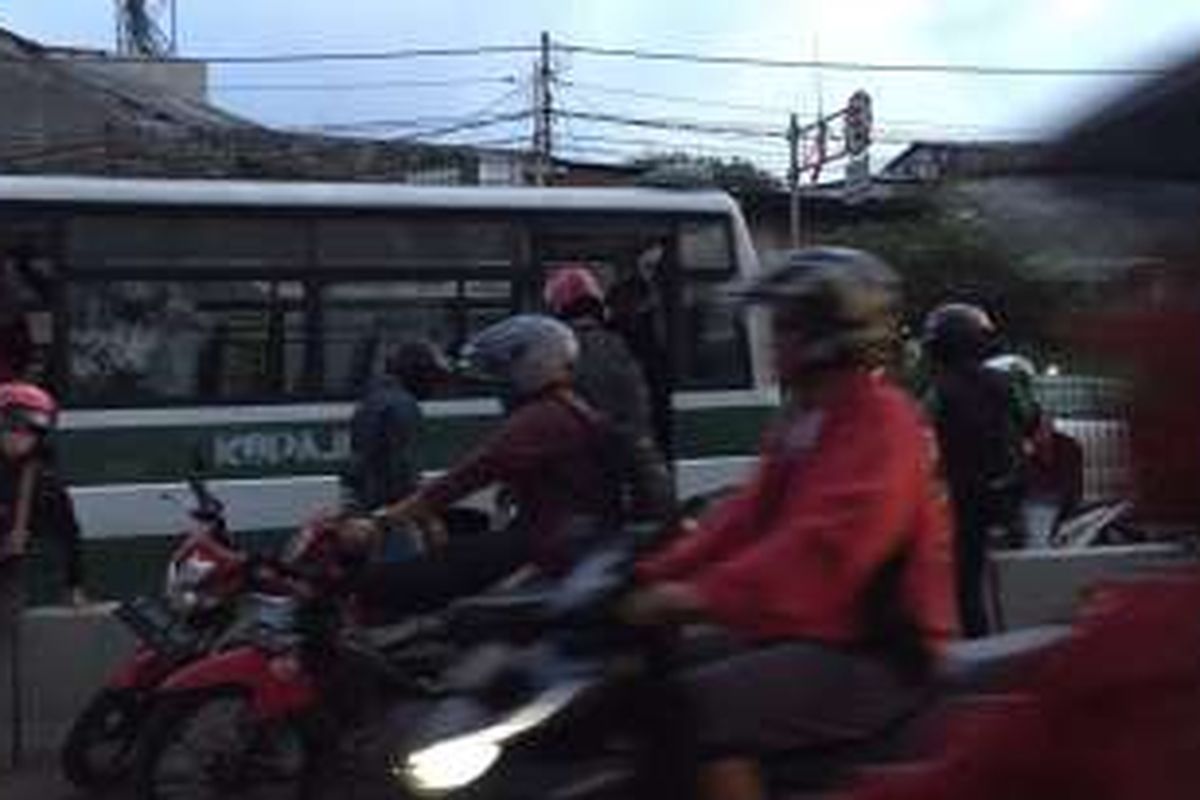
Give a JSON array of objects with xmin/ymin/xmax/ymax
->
[
  {"xmin": 818, "ymin": 198, "xmax": 1064, "ymax": 360},
  {"xmin": 630, "ymin": 152, "xmax": 782, "ymax": 193}
]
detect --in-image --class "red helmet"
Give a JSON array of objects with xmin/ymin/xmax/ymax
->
[
  {"xmin": 543, "ymin": 266, "xmax": 605, "ymax": 317},
  {"xmin": 0, "ymin": 382, "xmax": 58, "ymax": 434}
]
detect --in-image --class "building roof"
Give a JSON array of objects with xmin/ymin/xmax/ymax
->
[
  {"xmin": 881, "ymin": 140, "xmax": 1046, "ymax": 180},
  {"xmin": 0, "ymin": 27, "xmax": 250, "ymax": 133},
  {"xmin": 1048, "ymin": 51, "xmax": 1200, "ymax": 181}
]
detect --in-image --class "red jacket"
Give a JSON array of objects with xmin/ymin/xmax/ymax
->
[
  {"xmin": 417, "ymin": 388, "xmax": 615, "ymax": 572},
  {"xmin": 639, "ymin": 371, "xmax": 957, "ymax": 648},
  {"xmin": 848, "ymin": 573, "xmax": 1200, "ymax": 800}
]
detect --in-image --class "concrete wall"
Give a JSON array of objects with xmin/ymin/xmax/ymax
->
[
  {"xmin": 0, "ymin": 604, "xmax": 135, "ymax": 760},
  {"xmin": 1, "ymin": 543, "xmax": 1191, "ymax": 759},
  {"xmin": 989, "ymin": 543, "xmax": 1187, "ymax": 630}
]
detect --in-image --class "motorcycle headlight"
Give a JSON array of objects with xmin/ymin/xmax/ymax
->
[
  {"xmin": 397, "ymin": 681, "xmax": 586, "ymax": 795},
  {"xmin": 165, "ymin": 555, "xmax": 219, "ymax": 613},
  {"xmin": 400, "ymin": 736, "xmax": 502, "ymax": 796}
]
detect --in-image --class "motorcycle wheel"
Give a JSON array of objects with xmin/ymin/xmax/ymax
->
[
  {"xmin": 134, "ymin": 688, "xmax": 313, "ymax": 800},
  {"xmin": 61, "ymin": 687, "xmax": 147, "ymax": 789}
]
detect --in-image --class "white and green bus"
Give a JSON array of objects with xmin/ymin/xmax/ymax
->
[{"xmin": 0, "ymin": 175, "xmax": 774, "ymax": 599}]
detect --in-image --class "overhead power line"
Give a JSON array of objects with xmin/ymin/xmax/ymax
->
[
  {"xmin": 34, "ymin": 43, "xmax": 538, "ymax": 65},
  {"xmin": 31, "ymin": 35, "xmax": 1157, "ymax": 77},
  {"xmin": 560, "ymin": 79, "xmax": 795, "ymax": 115},
  {"xmin": 295, "ymin": 84, "xmax": 529, "ymax": 134},
  {"xmin": 561, "ymin": 131, "xmax": 787, "ymax": 157},
  {"xmin": 556, "ymin": 108, "xmax": 786, "ymax": 140},
  {"xmin": 298, "ymin": 110, "xmax": 531, "ymax": 138},
  {"xmin": 558, "ymin": 41, "xmax": 1161, "ymax": 78},
  {"xmin": 399, "ymin": 110, "xmax": 533, "ymax": 140},
  {"xmin": 217, "ymin": 76, "xmax": 518, "ymax": 93}
]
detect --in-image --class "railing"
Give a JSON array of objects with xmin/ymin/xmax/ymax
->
[{"xmin": 1035, "ymin": 375, "xmax": 1131, "ymax": 502}]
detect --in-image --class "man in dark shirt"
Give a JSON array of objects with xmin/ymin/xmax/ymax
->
[
  {"xmin": 344, "ymin": 341, "xmax": 449, "ymax": 549},
  {"xmin": 923, "ymin": 303, "xmax": 1020, "ymax": 637}
]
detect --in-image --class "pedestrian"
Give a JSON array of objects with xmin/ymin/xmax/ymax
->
[
  {"xmin": 544, "ymin": 265, "xmax": 675, "ymax": 522},
  {"xmin": 923, "ymin": 303, "xmax": 1022, "ymax": 637},
  {"xmin": 1, "ymin": 382, "xmax": 86, "ymax": 770},
  {"xmin": 343, "ymin": 340, "xmax": 452, "ymax": 560}
]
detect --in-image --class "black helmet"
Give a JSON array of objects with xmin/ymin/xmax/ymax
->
[
  {"xmin": 735, "ymin": 246, "xmax": 901, "ymax": 368},
  {"xmin": 922, "ymin": 303, "xmax": 998, "ymax": 365},
  {"xmin": 386, "ymin": 339, "xmax": 452, "ymax": 397}
]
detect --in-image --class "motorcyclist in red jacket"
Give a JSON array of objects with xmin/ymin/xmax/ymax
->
[{"xmin": 627, "ymin": 247, "xmax": 958, "ymax": 800}]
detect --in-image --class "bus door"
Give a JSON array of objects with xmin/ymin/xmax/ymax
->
[{"xmin": 531, "ymin": 218, "xmax": 678, "ymax": 460}]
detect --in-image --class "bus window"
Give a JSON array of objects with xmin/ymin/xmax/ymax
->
[
  {"xmin": 320, "ymin": 279, "xmax": 512, "ymax": 397},
  {"xmin": 677, "ymin": 220, "xmax": 751, "ymax": 390},
  {"xmin": 67, "ymin": 215, "xmax": 307, "ymax": 271},
  {"xmin": 316, "ymin": 217, "xmax": 514, "ymax": 270},
  {"xmin": 66, "ymin": 280, "xmax": 308, "ymax": 404}
]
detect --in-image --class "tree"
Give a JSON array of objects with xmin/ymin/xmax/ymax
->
[
  {"xmin": 630, "ymin": 152, "xmax": 783, "ymax": 194},
  {"xmin": 817, "ymin": 194, "xmax": 1065, "ymax": 362}
]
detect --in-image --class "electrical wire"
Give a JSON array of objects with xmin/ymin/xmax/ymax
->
[
  {"xmin": 559, "ymin": 79, "xmax": 795, "ymax": 115},
  {"xmin": 27, "ymin": 43, "xmax": 539, "ymax": 66},
  {"xmin": 555, "ymin": 108, "xmax": 786, "ymax": 139},
  {"xmin": 216, "ymin": 75, "xmax": 519, "ymax": 93},
  {"xmin": 294, "ymin": 83, "xmax": 531, "ymax": 135},
  {"xmin": 558, "ymin": 41, "xmax": 1162, "ymax": 78}
]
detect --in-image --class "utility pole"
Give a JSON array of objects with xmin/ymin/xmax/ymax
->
[
  {"xmin": 532, "ymin": 31, "xmax": 554, "ymax": 186},
  {"xmin": 787, "ymin": 112, "xmax": 801, "ymax": 249}
]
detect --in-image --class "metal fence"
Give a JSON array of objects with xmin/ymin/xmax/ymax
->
[{"xmin": 1035, "ymin": 375, "xmax": 1131, "ymax": 503}]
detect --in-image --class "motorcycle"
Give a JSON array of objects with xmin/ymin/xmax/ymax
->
[
  {"xmin": 61, "ymin": 476, "xmax": 250, "ymax": 791},
  {"xmin": 392, "ymin": 542, "xmax": 1069, "ymax": 800},
  {"xmin": 131, "ymin": 512, "xmax": 452, "ymax": 800}
]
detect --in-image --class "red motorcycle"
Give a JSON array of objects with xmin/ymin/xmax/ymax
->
[
  {"xmin": 132, "ymin": 514, "xmax": 451, "ymax": 800},
  {"xmin": 61, "ymin": 477, "xmax": 251, "ymax": 790}
]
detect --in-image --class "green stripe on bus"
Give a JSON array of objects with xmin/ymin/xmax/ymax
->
[{"xmin": 56, "ymin": 404, "xmax": 776, "ymax": 485}]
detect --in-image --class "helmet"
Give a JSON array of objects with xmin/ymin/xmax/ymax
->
[
  {"xmin": 923, "ymin": 303, "xmax": 998, "ymax": 365},
  {"xmin": 544, "ymin": 266, "xmax": 605, "ymax": 318},
  {"xmin": 734, "ymin": 247, "xmax": 901, "ymax": 368},
  {"xmin": 386, "ymin": 339, "xmax": 452, "ymax": 396},
  {"xmin": 0, "ymin": 382, "xmax": 58, "ymax": 434},
  {"xmin": 461, "ymin": 315, "xmax": 579, "ymax": 397}
]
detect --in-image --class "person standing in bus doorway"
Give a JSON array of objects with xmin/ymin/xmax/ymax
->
[
  {"xmin": 608, "ymin": 242, "xmax": 675, "ymax": 461},
  {"xmin": 1, "ymin": 383, "xmax": 86, "ymax": 769},
  {"xmin": 922, "ymin": 303, "xmax": 1022, "ymax": 638},
  {"xmin": 544, "ymin": 265, "xmax": 676, "ymax": 523},
  {"xmin": 343, "ymin": 340, "xmax": 452, "ymax": 560}
]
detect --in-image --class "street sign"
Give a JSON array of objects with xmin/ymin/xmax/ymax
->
[{"xmin": 844, "ymin": 90, "xmax": 873, "ymax": 157}]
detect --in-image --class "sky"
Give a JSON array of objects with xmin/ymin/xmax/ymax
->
[{"xmin": 3, "ymin": 0, "xmax": 1200, "ymax": 176}]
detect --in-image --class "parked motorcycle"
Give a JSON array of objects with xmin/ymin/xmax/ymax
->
[
  {"xmin": 61, "ymin": 477, "xmax": 250, "ymax": 791},
  {"xmin": 392, "ymin": 543, "xmax": 1068, "ymax": 800},
  {"xmin": 131, "ymin": 512, "xmax": 450, "ymax": 800}
]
